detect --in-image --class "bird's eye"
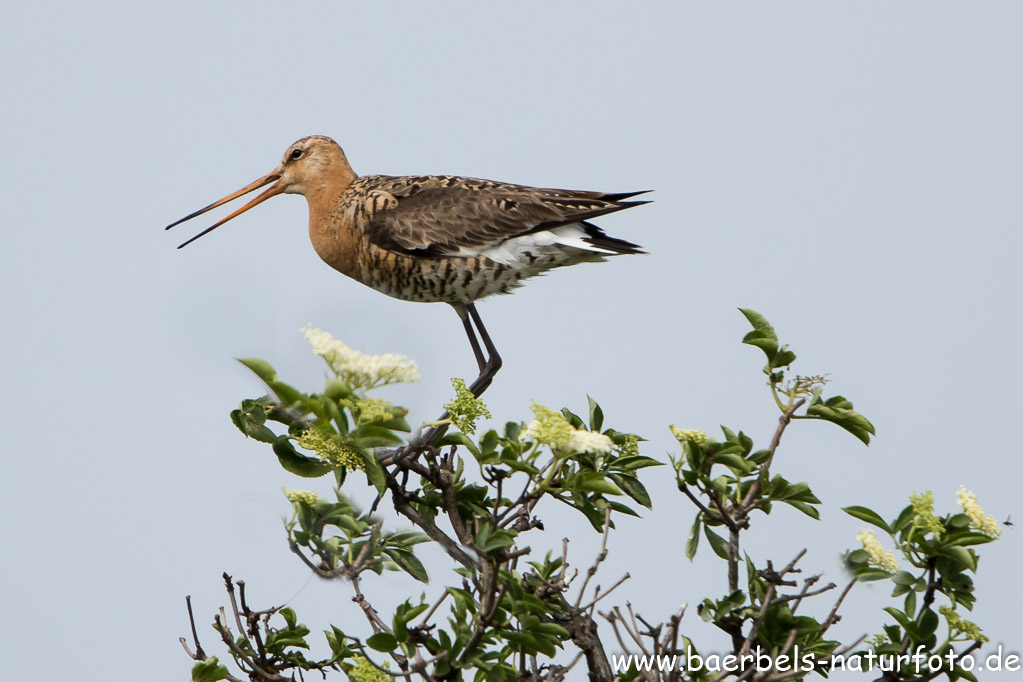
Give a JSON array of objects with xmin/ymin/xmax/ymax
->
[{"xmin": 290, "ymin": 149, "xmax": 304, "ymax": 160}]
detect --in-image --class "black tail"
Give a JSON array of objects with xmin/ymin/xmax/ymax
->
[
  {"xmin": 601, "ymin": 189, "xmax": 653, "ymax": 202},
  {"xmin": 581, "ymin": 221, "xmax": 646, "ymax": 254}
]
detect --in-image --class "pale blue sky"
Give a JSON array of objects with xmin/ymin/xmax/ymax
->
[{"xmin": 2, "ymin": 2, "xmax": 1020, "ymax": 680}]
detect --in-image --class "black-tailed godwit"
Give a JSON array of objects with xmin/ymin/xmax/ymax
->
[{"xmin": 166, "ymin": 136, "xmax": 648, "ymax": 396}]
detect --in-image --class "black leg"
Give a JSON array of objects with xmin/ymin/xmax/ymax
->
[
  {"xmin": 405, "ymin": 303, "xmax": 503, "ymax": 452},
  {"xmin": 465, "ymin": 303, "xmax": 502, "ymax": 397},
  {"xmin": 453, "ymin": 303, "xmax": 503, "ymax": 396},
  {"xmin": 455, "ymin": 304, "xmax": 488, "ymax": 372}
]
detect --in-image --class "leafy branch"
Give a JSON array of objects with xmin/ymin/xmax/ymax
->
[{"xmin": 181, "ymin": 311, "xmax": 1000, "ymax": 682}]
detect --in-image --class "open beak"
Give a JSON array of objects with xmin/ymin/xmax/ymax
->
[{"xmin": 165, "ymin": 170, "xmax": 285, "ymax": 249}]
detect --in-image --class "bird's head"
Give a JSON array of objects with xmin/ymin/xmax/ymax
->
[
  {"xmin": 277, "ymin": 136, "xmax": 353, "ymax": 195},
  {"xmin": 166, "ymin": 136, "xmax": 355, "ymax": 248}
]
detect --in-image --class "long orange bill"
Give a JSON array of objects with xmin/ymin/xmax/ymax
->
[{"xmin": 166, "ymin": 170, "xmax": 284, "ymax": 249}]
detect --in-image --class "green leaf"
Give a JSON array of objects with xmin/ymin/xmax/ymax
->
[
  {"xmin": 884, "ymin": 607, "xmax": 914, "ymax": 634},
  {"xmin": 265, "ymin": 628, "xmax": 310, "ymax": 652},
  {"xmin": 686, "ymin": 514, "xmax": 702, "ymax": 560},
  {"xmin": 366, "ymin": 631, "xmax": 398, "ymax": 652},
  {"xmin": 518, "ymin": 593, "xmax": 548, "ymax": 614},
  {"xmin": 350, "ymin": 425, "xmax": 404, "ymax": 449},
  {"xmin": 479, "ymin": 429, "xmax": 499, "ymax": 453},
  {"xmin": 446, "ymin": 587, "xmax": 474, "ymax": 613},
  {"xmin": 713, "ymin": 453, "xmax": 752, "ymax": 474},
  {"xmin": 943, "ymin": 531, "xmax": 997, "ymax": 547},
  {"xmin": 774, "ymin": 347, "xmax": 796, "ymax": 368},
  {"xmin": 714, "ymin": 442, "xmax": 745, "ymax": 457},
  {"xmin": 392, "ymin": 616, "xmax": 408, "ymax": 643},
  {"xmin": 533, "ymin": 622, "xmax": 571, "ymax": 638},
  {"xmin": 484, "ymin": 531, "xmax": 517, "ymax": 553},
  {"xmin": 951, "ymin": 666, "xmax": 979, "ymax": 682},
  {"xmin": 748, "ymin": 449, "xmax": 772, "ymax": 465},
  {"xmin": 504, "ymin": 421, "xmax": 521, "ymax": 440},
  {"xmin": 587, "ymin": 396, "xmax": 604, "ymax": 432},
  {"xmin": 191, "ymin": 659, "xmax": 229, "ymax": 682},
  {"xmin": 783, "ymin": 500, "xmax": 820, "ymax": 519},
  {"xmin": 323, "ymin": 379, "xmax": 353, "ymax": 400},
  {"xmin": 891, "ymin": 571, "xmax": 917, "ymax": 587},
  {"xmin": 904, "ymin": 589, "xmax": 917, "ymax": 617},
  {"xmin": 237, "ymin": 358, "xmax": 305, "ymax": 405},
  {"xmin": 237, "ymin": 357, "xmax": 277, "ymax": 384},
  {"xmin": 572, "ymin": 472, "xmax": 622, "ymax": 496},
  {"xmin": 324, "ymin": 625, "xmax": 350, "ymax": 661},
  {"xmin": 856, "ymin": 568, "xmax": 895, "ymax": 582},
  {"xmin": 436, "ymin": 431, "xmax": 481, "ymax": 458},
  {"xmin": 948, "ymin": 513, "xmax": 971, "ymax": 530},
  {"xmin": 386, "ymin": 530, "xmax": 431, "ymax": 547},
  {"xmin": 891, "ymin": 504, "xmax": 916, "ymax": 532},
  {"xmin": 739, "ymin": 309, "xmax": 779, "ymax": 357},
  {"xmin": 612, "ymin": 455, "xmax": 663, "ymax": 471},
  {"xmin": 474, "ymin": 525, "xmax": 516, "ymax": 554},
  {"xmin": 376, "ymin": 412, "xmax": 411, "ymax": 433},
  {"xmin": 806, "ymin": 400, "xmax": 875, "ymax": 445},
  {"xmin": 743, "ymin": 331, "xmax": 778, "ymax": 357},
  {"xmin": 716, "ymin": 590, "xmax": 747, "ymax": 616},
  {"xmin": 322, "ymin": 397, "xmax": 348, "ymax": 433},
  {"xmin": 843, "ymin": 506, "xmax": 892, "ymax": 533},
  {"xmin": 273, "ymin": 437, "xmax": 333, "ymax": 478},
  {"xmin": 231, "ymin": 406, "xmax": 277, "ymax": 443},
  {"xmin": 608, "ymin": 500, "xmax": 640, "ymax": 517},
  {"xmin": 503, "ymin": 630, "xmax": 548, "ymax": 656},
  {"xmin": 268, "ymin": 380, "xmax": 303, "ymax": 406},
  {"xmin": 384, "ymin": 548, "xmax": 429, "ymax": 582},
  {"xmin": 609, "ymin": 473, "xmax": 652, "ymax": 509},
  {"xmin": 360, "ymin": 450, "xmax": 387, "ymax": 495},
  {"xmin": 938, "ymin": 545, "xmax": 977, "ymax": 571},
  {"xmin": 918, "ymin": 607, "xmax": 939, "ymax": 639},
  {"xmin": 574, "ymin": 499, "xmax": 609, "ymax": 532},
  {"xmin": 704, "ymin": 525, "xmax": 731, "ymax": 560}
]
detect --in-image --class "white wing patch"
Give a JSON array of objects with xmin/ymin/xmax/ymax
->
[{"xmin": 458, "ymin": 223, "xmax": 615, "ymax": 266}]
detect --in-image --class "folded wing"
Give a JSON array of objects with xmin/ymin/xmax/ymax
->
[{"xmin": 360, "ymin": 175, "xmax": 648, "ymax": 259}]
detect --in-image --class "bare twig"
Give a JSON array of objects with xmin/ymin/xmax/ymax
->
[
  {"xmin": 575, "ymin": 505, "xmax": 613, "ymax": 608},
  {"xmin": 738, "ymin": 584, "xmax": 776, "ymax": 657},
  {"xmin": 389, "ymin": 483, "xmax": 476, "ymax": 569},
  {"xmin": 739, "ymin": 399, "xmax": 805, "ymax": 511},
  {"xmin": 418, "ymin": 590, "xmax": 450, "ymax": 626},
  {"xmin": 602, "ymin": 609, "xmax": 636, "ymax": 659},
  {"xmin": 289, "ymin": 542, "xmax": 335, "ymax": 577},
  {"xmin": 821, "ymin": 578, "xmax": 857, "ymax": 634},
  {"xmin": 223, "ymin": 574, "xmax": 248, "ymax": 641},
  {"xmin": 183, "ymin": 595, "xmax": 205, "ymax": 659},
  {"xmin": 678, "ymin": 483, "xmax": 720, "ymax": 521},
  {"xmin": 352, "ymin": 575, "xmax": 391, "ymax": 634},
  {"xmin": 580, "ymin": 573, "xmax": 631, "ymax": 612}
]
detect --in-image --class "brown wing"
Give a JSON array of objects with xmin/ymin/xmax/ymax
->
[{"xmin": 358, "ymin": 175, "xmax": 649, "ymax": 256}]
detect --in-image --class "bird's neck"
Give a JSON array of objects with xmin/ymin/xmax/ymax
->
[
  {"xmin": 306, "ymin": 169, "xmax": 363, "ymax": 280},
  {"xmin": 303, "ymin": 162, "xmax": 357, "ymax": 208}
]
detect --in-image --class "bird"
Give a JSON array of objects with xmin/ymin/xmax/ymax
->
[{"xmin": 166, "ymin": 136, "xmax": 648, "ymax": 397}]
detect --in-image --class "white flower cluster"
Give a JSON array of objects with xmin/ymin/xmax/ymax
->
[
  {"xmin": 909, "ymin": 490, "xmax": 944, "ymax": 535},
  {"xmin": 670, "ymin": 426, "xmax": 707, "ymax": 445},
  {"xmin": 283, "ymin": 489, "xmax": 320, "ymax": 505},
  {"xmin": 857, "ymin": 529, "xmax": 899, "ymax": 573},
  {"xmin": 302, "ymin": 325, "xmax": 420, "ymax": 390},
  {"xmin": 521, "ymin": 401, "xmax": 614, "ymax": 455},
  {"xmin": 567, "ymin": 428, "xmax": 615, "ymax": 455},
  {"xmin": 956, "ymin": 487, "xmax": 1001, "ymax": 538}
]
